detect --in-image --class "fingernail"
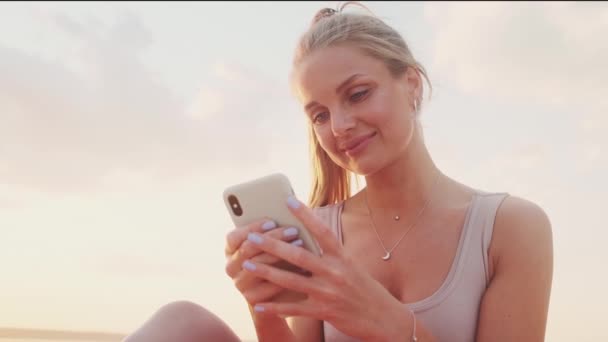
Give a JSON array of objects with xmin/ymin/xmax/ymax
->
[
  {"xmin": 254, "ymin": 305, "xmax": 265, "ymax": 312},
  {"xmin": 242, "ymin": 260, "xmax": 256, "ymax": 271},
  {"xmin": 287, "ymin": 195, "xmax": 300, "ymax": 209},
  {"xmin": 291, "ymin": 239, "xmax": 303, "ymax": 247},
  {"xmin": 262, "ymin": 220, "xmax": 277, "ymax": 231},
  {"xmin": 248, "ymin": 233, "xmax": 263, "ymax": 245},
  {"xmin": 283, "ymin": 227, "xmax": 299, "ymax": 237}
]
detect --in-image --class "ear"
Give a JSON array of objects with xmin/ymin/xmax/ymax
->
[{"xmin": 404, "ymin": 66, "xmax": 423, "ymax": 103}]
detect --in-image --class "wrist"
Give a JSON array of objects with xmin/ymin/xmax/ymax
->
[
  {"xmin": 250, "ymin": 306, "xmax": 282, "ymax": 326},
  {"xmin": 369, "ymin": 302, "xmax": 416, "ymax": 342},
  {"xmin": 249, "ymin": 306, "xmax": 296, "ymax": 342}
]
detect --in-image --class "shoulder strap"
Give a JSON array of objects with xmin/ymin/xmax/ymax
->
[
  {"xmin": 477, "ymin": 192, "xmax": 510, "ymax": 283},
  {"xmin": 312, "ymin": 203, "xmax": 343, "ymax": 248}
]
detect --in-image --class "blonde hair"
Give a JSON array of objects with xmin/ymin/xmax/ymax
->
[{"xmin": 292, "ymin": 2, "xmax": 432, "ymax": 208}]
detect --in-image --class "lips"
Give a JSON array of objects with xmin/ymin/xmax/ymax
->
[{"xmin": 339, "ymin": 132, "xmax": 376, "ymax": 152}]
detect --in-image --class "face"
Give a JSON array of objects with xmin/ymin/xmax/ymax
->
[{"xmin": 294, "ymin": 44, "xmax": 421, "ymax": 176}]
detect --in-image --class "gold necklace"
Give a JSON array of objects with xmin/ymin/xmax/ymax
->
[{"xmin": 364, "ymin": 172, "xmax": 441, "ymax": 261}]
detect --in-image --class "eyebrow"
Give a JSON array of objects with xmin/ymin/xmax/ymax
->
[{"xmin": 304, "ymin": 73, "xmax": 363, "ymax": 112}]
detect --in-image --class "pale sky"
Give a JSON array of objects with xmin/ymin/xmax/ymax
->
[{"xmin": 0, "ymin": 1, "xmax": 607, "ymax": 341}]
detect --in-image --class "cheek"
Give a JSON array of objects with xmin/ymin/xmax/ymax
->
[
  {"xmin": 314, "ymin": 128, "xmax": 351, "ymax": 165},
  {"xmin": 315, "ymin": 127, "xmax": 337, "ymax": 154},
  {"xmin": 364, "ymin": 90, "xmax": 406, "ymax": 132}
]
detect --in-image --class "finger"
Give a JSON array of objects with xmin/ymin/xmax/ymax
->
[
  {"xmin": 231, "ymin": 239, "xmax": 304, "ymax": 281},
  {"xmin": 233, "ymin": 244, "xmax": 304, "ymax": 293},
  {"xmin": 242, "ymin": 281, "xmax": 285, "ymax": 305},
  {"xmin": 226, "ymin": 220, "xmax": 301, "ymax": 258},
  {"xmin": 234, "ymin": 240, "xmax": 305, "ymax": 291},
  {"xmin": 286, "ymin": 196, "xmax": 341, "ymax": 255},
  {"xmin": 245, "ymin": 231, "xmax": 326, "ymax": 276},
  {"xmin": 225, "ymin": 218, "xmax": 278, "ymax": 256},
  {"xmin": 234, "ymin": 239, "xmax": 305, "ymax": 290},
  {"xmin": 252, "ymin": 238, "xmax": 304, "ymax": 264},
  {"xmin": 234, "ymin": 255, "xmax": 304, "ymax": 297},
  {"xmin": 234, "ymin": 268, "xmax": 264, "ymax": 292},
  {"xmin": 241, "ymin": 258, "xmax": 324, "ymax": 297},
  {"xmin": 226, "ymin": 229, "xmax": 304, "ymax": 278},
  {"xmin": 226, "ymin": 240, "xmax": 259, "ymax": 278}
]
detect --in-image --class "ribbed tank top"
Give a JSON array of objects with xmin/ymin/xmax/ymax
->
[{"xmin": 313, "ymin": 190, "xmax": 509, "ymax": 342}]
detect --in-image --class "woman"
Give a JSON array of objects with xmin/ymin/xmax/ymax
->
[{"xmin": 124, "ymin": 3, "xmax": 553, "ymax": 341}]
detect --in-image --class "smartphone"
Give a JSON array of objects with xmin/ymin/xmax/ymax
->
[{"xmin": 222, "ymin": 172, "xmax": 320, "ymax": 302}]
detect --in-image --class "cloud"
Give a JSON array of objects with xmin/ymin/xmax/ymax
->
[
  {"xmin": 425, "ymin": 2, "xmax": 608, "ymax": 169},
  {"xmin": 426, "ymin": 3, "xmax": 608, "ymax": 107},
  {"xmin": 186, "ymin": 60, "xmax": 293, "ymax": 141},
  {"xmin": 0, "ymin": 8, "xmax": 295, "ymax": 195}
]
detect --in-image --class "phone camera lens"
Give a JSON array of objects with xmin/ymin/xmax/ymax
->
[{"xmin": 228, "ymin": 195, "xmax": 243, "ymax": 216}]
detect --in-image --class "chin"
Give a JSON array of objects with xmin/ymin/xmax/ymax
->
[
  {"xmin": 330, "ymin": 147, "xmax": 386, "ymax": 176},
  {"xmin": 345, "ymin": 156, "xmax": 386, "ymax": 177}
]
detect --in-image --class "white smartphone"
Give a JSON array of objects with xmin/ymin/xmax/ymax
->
[{"xmin": 222, "ymin": 172, "xmax": 320, "ymax": 302}]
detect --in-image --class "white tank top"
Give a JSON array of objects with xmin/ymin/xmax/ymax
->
[{"xmin": 312, "ymin": 190, "xmax": 509, "ymax": 342}]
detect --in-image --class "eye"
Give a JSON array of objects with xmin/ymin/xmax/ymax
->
[
  {"xmin": 312, "ymin": 112, "xmax": 329, "ymax": 125},
  {"xmin": 349, "ymin": 89, "xmax": 369, "ymax": 102}
]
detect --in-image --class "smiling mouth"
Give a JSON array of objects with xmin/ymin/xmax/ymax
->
[{"xmin": 341, "ymin": 132, "xmax": 376, "ymax": 154}]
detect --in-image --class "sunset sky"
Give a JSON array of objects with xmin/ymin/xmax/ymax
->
[{"xmin": 1, "ymin": 2, "xmax": 607, "ymax": 341}]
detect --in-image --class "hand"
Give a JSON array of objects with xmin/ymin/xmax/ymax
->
[
  {"xmin": 238, "ymin": 196, "xmax": 411, "ymax": 341},
  {"xmin": 225, "ymin": 218, "xmax": 304, "ymax": 306}
]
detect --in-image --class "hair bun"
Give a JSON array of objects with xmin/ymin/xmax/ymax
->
[
  {"xmin": 310, "ymin": 2, "xmax": 375, "ymax": 26},
  {"xmin": 311, "ymin": 7, "xmax": 338, "ymax": 25}
]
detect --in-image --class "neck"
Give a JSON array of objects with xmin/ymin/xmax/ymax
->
[{"xmin": 362, "ymin": 128, "xmax": 443, "ymax": 220}]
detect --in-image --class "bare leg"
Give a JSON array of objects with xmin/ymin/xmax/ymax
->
[{"xmin": 123, "ymin": 301, "xmax": 241, "ymax": 342}]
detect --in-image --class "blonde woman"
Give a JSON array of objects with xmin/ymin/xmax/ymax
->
[{"xmin": 124, "ymin": 3, "xmax": 553, "ymax": 341}]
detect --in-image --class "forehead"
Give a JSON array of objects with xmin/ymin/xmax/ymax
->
[{"xmin": 294, "ymin": 44, "xmax": 389, "ymax": 102}]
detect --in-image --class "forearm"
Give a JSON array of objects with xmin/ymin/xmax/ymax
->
[{"xmin": 249, "ymin": 305, "xmax": 297, "ymax": 342}]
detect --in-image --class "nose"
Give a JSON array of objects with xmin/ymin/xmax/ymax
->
[{"xmin": 330, "ymin": 109, "xmax": 356, "ymax": 136}]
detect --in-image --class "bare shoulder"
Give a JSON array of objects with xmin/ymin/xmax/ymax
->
[
  {"xmin": 496, "ymin": 195, "xmax": 552, "ymax": 231},
  {"xmin": 475, "ymin": 195, "xmax": 554, "ymax": 341},
  {"xmin": 489, "ymin": 195, "xmax": 554, "ymax": 276}
]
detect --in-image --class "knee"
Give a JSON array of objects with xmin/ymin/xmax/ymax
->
[
  {"xmin": 155, "ymin": 300, "xmax": 213, "ymax": 325},
  {"xmin": 123, "ymin": 300, "xmax": 239, "ymax": 342}
]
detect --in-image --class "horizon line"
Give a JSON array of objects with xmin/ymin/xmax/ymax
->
[{"xmin": 0, "ymin": 327, "xmax": 127, "ymax": 341}]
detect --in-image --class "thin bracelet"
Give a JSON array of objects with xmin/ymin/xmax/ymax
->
[{"xmin": 410, "ymin": 309, "xmax": 418, "ymax": 342}]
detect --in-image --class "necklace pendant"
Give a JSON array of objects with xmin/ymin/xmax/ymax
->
[{"xmin": 382, "ymin": 252, "xmax": 391, "ymax": 261}]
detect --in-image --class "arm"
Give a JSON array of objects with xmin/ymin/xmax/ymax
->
[
  {"xmin": 249, "ymin": 306, "xmax": 297, "ymax": 342},
  {"xmin": 224, "ymin": 219, "xmax": 304, "ymax": 342},
  {"xmin": 250, "ymin": 311, "xmax": 323, "ymax": 342},
  {"xmin": 288, "ymin": 317, "xmax": 324, "ymax": 342},
  {"xmin": 475, "ymin": 196, "xmax": 554, "ymax": 341},
  {"xmin": 242, "ymin": 196, "xmax": 439, "ymax": 342}
]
